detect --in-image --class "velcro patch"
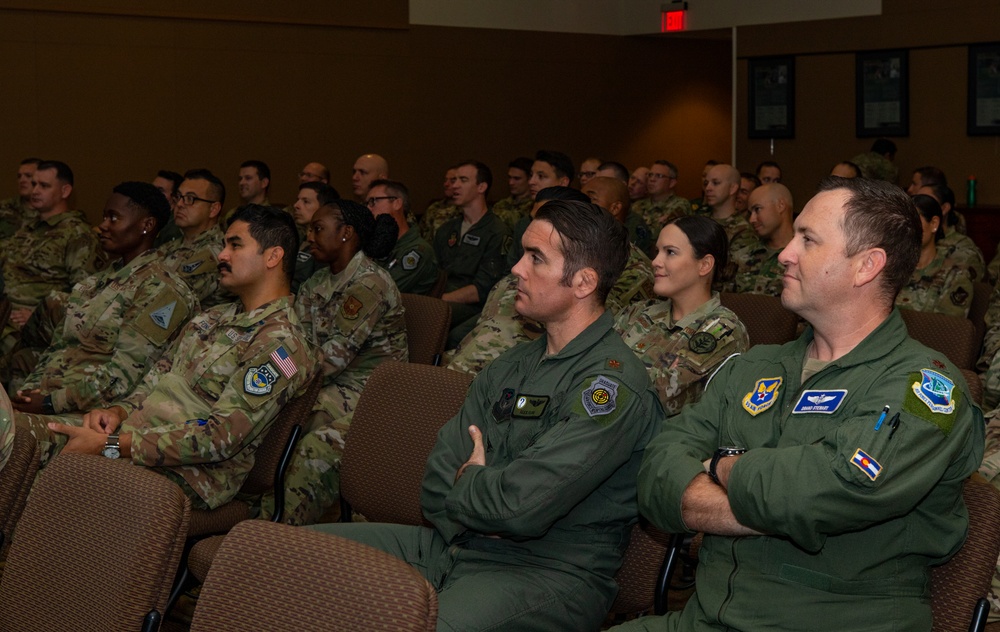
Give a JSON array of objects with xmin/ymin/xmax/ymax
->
[
  {"xmin": 850, "ymin": 448, "xmax": 882, "ymax": 481},
  {"xmin": 582, "ymin": 376, "xmax": 618, "ymax": 417},
  {"xmin": 902, "ymin": 369, "xmax": 960, "ymax": 435},
  {"xmin": 226, "ymin": 328, "xmax": 254, "ymax": 344},
  {"xmin": 512, "ymin": 394, "xmax": 549, "ymax": 419},
  {"xmin": 149, "ymin": 301, "xmax": 176, "ymax": 330},
  {"xmin": 792, "ymin": 390, "xmax": 847, "ymax": 414},
  {"xmin": 341, "ymin": 296, "xmax": 363, "ymax": 320},
  {"xmin": 689, "ymin": 332, "xmax": 717, "ymax": 354},
  {"xmin": 244, "ymin": 363, "xmax": 279, "ymax": 396},
  {"xmin": 182, "ymin": 260, "xmax": 204, "ymax": 274},
  {"xmin": 402, "ymin": 250, "xmax": 420, "ymax": 270},
  {"xmin": 742, "ymin": 377, "xmax": 782, "ymax": 416}
]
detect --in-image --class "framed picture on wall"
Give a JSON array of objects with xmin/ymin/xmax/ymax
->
[
  {"xmin": 968, "ymin": 43, "xmax": 1000, "ymax": 135},
  {"xmin": 748, "ymin": 56, "xmax": 795, "ymax": 139},
  {"xmin": 856, "ymin": 50, "xmax": 909, "ymax": 137}
]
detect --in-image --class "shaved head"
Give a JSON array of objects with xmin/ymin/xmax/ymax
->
[
  {"xmin": 352, "ymin": 153, "xmax": 389, "ymax": 198},
  {"xmin": 583, "ymin": 176, "xmax": 630, "ymax": 222}
]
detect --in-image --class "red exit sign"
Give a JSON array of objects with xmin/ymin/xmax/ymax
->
[{"xmin": 662, "ymin": 9, "xmax": 685, "ymax": 32}]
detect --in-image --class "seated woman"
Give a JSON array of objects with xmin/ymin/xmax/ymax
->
[
  {"xmin": 267, "ymin": 199, "xmax": 407, "ymax": 525},
  {"xmin": 615, "ymin": 215, "xmax": 749, "ymax": 416},
  {"xmin": 896, "ymin": 194, "xmax": 974, "ymax": 318}
]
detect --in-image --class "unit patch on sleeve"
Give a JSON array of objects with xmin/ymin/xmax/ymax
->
[
  {"xmin": 742, "ymin": 377, "xmax": 782, "ymax": 416},
  {"xmin": 402, "ymin": 250, "xmax": 420, "ymax": 270},
  {"xmin": 850, "ymin": 448, "xmax": 882, "ymax": 481},
  {"xmin": 582, "ymin": 376, "xmax": 619, "ymax": 417},
  {"xmin": 182, "ymin": 260, "xmax": 204, "ymax": 274},
  {"xmin": 341, "ymin": 296, "xmax": 364, "ymax": 320},
  {"xmin": 912, "ymin": 368, "xmax": 955, "ymax": 415},
  {"xmin": 149, "ymin": 301, "xmax": 177, "ymax": 330},
  {"xmin": 244, "ymin": 363, "xmax": 280, "ymax": 396},
  {"xmin": 792, "ymin": 390, "xmax": 848, "ymax": 414}
]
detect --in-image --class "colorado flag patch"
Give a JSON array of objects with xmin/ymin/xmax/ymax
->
[
  {"xmin": 792, "ymin": 390, "xmax": 848, "ymax": 414},
  {"xmin": 850, "ymin": 448, "xmax": 882, "ymax": 481}
]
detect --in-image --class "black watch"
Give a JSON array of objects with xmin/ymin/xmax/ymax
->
[
  {"xmin": 709, "ymin": 446, "xmax": 746, "ymax": 485},
  {"xmin": 42, "ymin": 395, "xmax": 55, "ymax": 415}
]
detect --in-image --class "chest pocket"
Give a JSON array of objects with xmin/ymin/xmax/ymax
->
[
  {"xmin": 71, "ymin": 289, "xmax": 124, "ymax": 353},
  {"xmin": 190, "ymin": 337, "xmax": 243, "ymax": 403}
]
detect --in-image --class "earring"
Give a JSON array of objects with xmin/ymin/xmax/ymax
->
[
  {"xmin": 142, "ymin": 230, "xmax": 147, "ymax": 234},
  {"xmin": 342, "ymin": 238, "xmax": 347, "ymax": 242}
]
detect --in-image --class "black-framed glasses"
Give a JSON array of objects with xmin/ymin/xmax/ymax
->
[
  {"xmin": 176, "ymin": 192, "xmax": 218, "ymax": 206},
  {"xmin": 647, "ymin": 172, "xmax": 677, "ymax": 180},
  {"xmin": 366, "ymin": 196, "xmax": 398, "ymax": 208}
]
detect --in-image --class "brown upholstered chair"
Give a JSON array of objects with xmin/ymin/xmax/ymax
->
[
  {"xmin": 189, "ymin": 521, "xmax": 437, "ymax": 632},
  {"xmin": 719, "ymin": 292, "xmax": 799, "ymax": 347},
  {"xmin": 400, "ymin": 293, "xmax": 452, "ymax": 366},
  {"xmin": 962, "ymin": 369, "xmax": 984, "ymax": 407},
  {"xmin": 0, "ymin": 430, "xmax": 39, "ymax": 553},
  {"xmin": 931, "ymin": 476, "xmax": 1000, "ymax": 632},
  {"xmin": 970, "ymin": 281, "xmax": 992, "ymax": 352},
  {"xmin": 0, "ymin": 453, "xmax": 190, "ymax": 632},
  {"xmin": 430, "ymin": 268, "xmax": 448, "ymax": 299},
  {"xmin": 608, "ymin": 521, "xmax": 674, "ymax": 618},
  {"xmin": 900, "ymin": 309, "xmax": 979, "ymax": 370}
]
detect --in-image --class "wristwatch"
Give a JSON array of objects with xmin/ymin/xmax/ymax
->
[
  {"xmin": 102, "ymin": 434, "xmax": 120, "ymax": 460},
  {"xmin": 709, "ymin": 446, "xmax": 746, "ymax": 485}
]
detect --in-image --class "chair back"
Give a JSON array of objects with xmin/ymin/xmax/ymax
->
[
  {"xmin": 0, "ymin": 430, "xmax": 39, "ymax": 551},
  {"xmin": 900, "ymin": 309, "xmax": 978, "ymax": 370},
  {"xmin": 0, "ymin": 454, "xmax": 190, "ymax": 631},
  {"xmin": 930, "ymin": 477, "xmax": 1000, "ymax": 632},
  {"xmin": 340, "ymin": 361, "xmax": 473, "ymax": 526},
  {"xmin": 961, "ymin": 369, "xmax": 984, "ymax": 407},
  {"xmin": 610, "ymin": 521, "xmax": 672, "ymax": 617},
  {"xmin": 400, "ymin": 293, "xmax": 451, "ymax": 366},
  {"xmin": 190, "ymin": 520, "xmax": 437, "ymax": 632},
  {"xmin": 719, "ymin": 292, "xmax": 798, "ymax": 347}
]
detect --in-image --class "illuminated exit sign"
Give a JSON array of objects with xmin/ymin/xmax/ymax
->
[{"xmin": 662, "ymin": 10, "xmax": 685, "ymax": 32}]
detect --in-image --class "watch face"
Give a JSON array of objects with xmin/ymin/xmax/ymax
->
[{"xmin": 102, "ymin": 446, "xmax": 120, "ymax": 460}]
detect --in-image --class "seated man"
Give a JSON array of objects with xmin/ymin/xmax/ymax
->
[
  {"xmin": 312, "ymin": 200, "xmax": 663, "ymax": 631},
  {"xmin": 20, "ymin": 206, "xmax": 317, "ymax": 510},
  {"xmin": 613, "ymin": 177, "xmax": 983, "ymax": 632},
  {"xmin": 727, "ymin": 182, "xmax": 794, "ymax": 295},
  {"xmin": 366, "ymin": 179, "xmax": 439, "ymax": 295}
]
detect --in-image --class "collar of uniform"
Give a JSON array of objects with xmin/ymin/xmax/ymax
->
[
  {"xmin": 33, "ymin": 209, "xmax": 84, "ymax": 228},
  {"xmin": 312, "ymin": 250, "xmax": 367, "ymax": 301},
  {"xmin": 110, "ymin": 248, "xmax": 158, "ymax": 275},
  {"xmin": 542, "ymin": 310, "xmax": 614, "ymax": 361},
  {"xmin": 913, "ymin": 247, "xmax": 947, "ymax": 279},
  {"xmin": 788, "ymin": 308, "xmax": 908, "ymax": 376},
  {"xmin": 465, "ymin": 209, "xmax": 499, "ymax": 231},
  {"xmin": 667, "ymin": 292, "xmax": 722, "ymax": 331},
  {"xmin": 229, "ymin": 294, "xmax": 292, "ymax": 328},
  {"xmin": 187, "ymin": 223, "xmax": 224, "ymax": 247}
]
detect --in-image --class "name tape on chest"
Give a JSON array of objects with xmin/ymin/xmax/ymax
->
[
  {"xmin": 742, "ymin": 377, "xmax": 782, "ymax": 416},
  {"xmin": 226, "ymin": 328, "xmax": 254, "ymax": 344},
  {"xmin": 791, "ymin": 389, "xmax": 848, "ymax": 414},
  {"xmin": 512, "ymin": 394, "xmax": 549, "ymax": 419}
]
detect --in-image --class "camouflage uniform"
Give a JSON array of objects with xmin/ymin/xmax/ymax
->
[
  {"xmin": 292, "ymin": 240, "xmax": 318, "ymax": 295},
  {"xmin": 633, "ymin": 195, "xmax": 690, "ymax": 234},
  {"xmin": 419, "ymin": 199, "xmax": 461, "ymax": 244},
  {"xmin": 15, "ymin": 296, "xmax": 317, "ymax": 509},
  {"xmin": 940, "ymin": 226, "xmax": 985, "ymax": 283},
  {"xmin": 614, "ymin": 293, "xmax": 749, "ymax": 416},
  {"xmin": 152, "ymin": 213, "xmax": 183, "ymax": 248},
  {"xmin": 491, "ymin": 196, "xmax": 532, "ymax": 231},
  {"xmin": 623, "ymin": 211, "xmax": 654, "ymax": 256},
  {"xmin": 16, "ymin": 250, "xmax": 198, "ymax": 413},
  {"xmin": 977, "ymin": 409, "xmax": 1000, "ymax": 622},
  {"xmin": 447, "ymin": 244, "xmax": 654, "ymax": 375},
  {"xmin": 378, "ymin": 228, "xmax": 439, "ymax": 295},
  {"xmin": 222, "ymin": 198, "xmax": 270, "ymax": 227},
  {"xmin": 978, "ymin": 283, "xmax": 1000, "ymax": 409},
  {"xmin": 895, "ymin": 248, "xmax": 974, "ymax": 318},
  {"xmin": 850, "ymin": 151, "xmax": 898, "ymax": 184},
  {"xmin": 0, "ymin": 195, "xmax": 34, "ymax": 243},
  {"xmin": 0, "ymin": 387, "xmax": 15, "ymax": 474},
  {"xmin": 264, "ymin": 252, "xmax": 407, "ymax": 525},
  {"xmin": 157, "ymin": 224, "xmax": 234, "ymax": 308},
  {"xmin": 729, "ymin": 239, "xmax": 784, "ymax": 296}
]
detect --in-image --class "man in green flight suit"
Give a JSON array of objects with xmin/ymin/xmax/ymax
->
[
  {"xmin": 367, "ymin": 178, "xmax": 438, "ymax": 295},
  {"xmin": 612, "ymin": 177, "xmax": 984, "ymax": 632},
  {"xmin": 312, "ymin": 200, "xmax": 663, "ymax": 631}
]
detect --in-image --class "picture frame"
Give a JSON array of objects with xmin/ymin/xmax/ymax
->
[
  {"xmin": 968, "ymin": 43, "xmax": 1000, "ymax": 136},
  {"xmin": 856, "ymin": 50, "xmax": 908, "ymax": 137},
  {"xmin": 748, "ymin": 56, "xmax": 795, "ymax": 139}
]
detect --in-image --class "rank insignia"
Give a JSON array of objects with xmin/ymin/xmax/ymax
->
[
  {"xmin": 582, "ymin": 376, "xmax": 618, "ymax": 417},
  {"xmin": 742, "ymin": 377, "xmax": 782, "ymax": 416},
  {"xmin": 512, "ymin": 394, "xmax": 549, "ymax": 419},
  {"xmin": 932, "ymin": 359, "xmax": 946, "ymax": 370},
  {"xmin": 792, "ymin": 389, "xmax": 847, "ymax": 414},
  {"xmin": 402, "ymin": 250, "xmax": 420, "ymax": 270},
  {"xmin": 492, "ymin": 388, "xmax": 516, "ymax": 422},
  {"xmin": 850, "ymin": 448, "xmax": 882, "ymax": 481},
  {"xmin": 149, "ymin": 301, "xmax": 176, "ymax": 330},
  {"xmin": 182, "ymin": 260, "xmax": 203, "ymax": 274},
  {"xmin": 341, "ymin": 296, "xmax": 363, "ymax": 320},
  {"xmin": 607, "ymin": 359, "xmax": 621, "ymax": 369},
  {"xmin": 244, "ymin": 363, "xmax": 279, "ymax": 396},
  {"xmin": 913, "ymin": 368, "xmax": 955, "ymax": 415},
  {"xmin": 448, "ymin": 233, "xmax": 458, "ymax": 247},
  {"xmin": 689, "ymin": 332, "xmax": 717, "ymax": 354}
]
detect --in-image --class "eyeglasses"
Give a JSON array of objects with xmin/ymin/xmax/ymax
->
[
  {"xmin": 579, "ymin": 171, "xmax": 597, "ymax": 179},
  {"xmin": 366, "ymin": 196, "xmax": 398, "ymax": 208},
  {"xmin": 647, "ymin": 173, "xmax": 677, "ymax": 180},
  {"xmin": 176, "ymin": 192, "xmax": 218, "ymax": 206}
]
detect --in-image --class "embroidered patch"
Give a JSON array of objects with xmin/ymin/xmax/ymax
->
[
  {"xmin": 950, "ymin": 287, "xmax": 969, "ymax": 307},
  {"xmin": 149, "ymin": 301, "xmax": 176, "ymax": 330},
  {"xmin": 912, "ymin": 368, "xmax": 955, "ymax": 415},
  {"xmin": 244, "ymin": 363, "xmax": 279, "ymax": 396},
  {"xmin": 182, "ymin": 260, "xmax": 203, "ymax": 274},
  {"xmin": 226, "ymin": 328, "xmax": 254, "ymax": 344},
  {"xmin": 582, "ymin": 376, "xmax": 618, "ymax": 417},
  {"xmin": 792, "ymin": 390, "xmax": 848, "ymax": 414},
  {"xmin": 850, "ymin": 448, "xmax": 882, "ymax": 481},
  {"xmin": 512, "ymin": 394, "xmax": 549, "ymax": 419},
  {"xmin": 462, "ymin": 233, "xmax": 481, "ymax": 246},
  {"xmin": 742, "ymin": 377, "xmax": 782, "ymax": 416},
  {"xmin": 607, "ymin": 359, "xmax": 621, "ymax": 370},
  {"xmin": 402, "ymin": 250, "xmax": 420, "ymax": 270},
  {"xmin": 689, "ymin": 332, "xmax": 717, "ymax": 354},
  {"xmin": 270, "ymin": 346, "xmax": 298, "ymax": 379},
  {"xmin": 297, "ymin": 250, "xmax": 312, "ymax": 263},
  {"xmin": 492, "ymin": 388, "xmax": 516, "ymax": 422},
  {"xmin": 447, "ymin": 233, "xmax": 458, "ymax": 247},
  {"xmin": 341, "ymin": 296, "xmax": 363, "ymax": 320}
]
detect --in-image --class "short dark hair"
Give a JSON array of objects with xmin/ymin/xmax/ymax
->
[
  {"xmin": 653, "ymin": 159, "xmax": 678, "ymax": 179},
  {"xmin": 816, "ymin": 176, "xmax": 920, "ymax": 301},
  {"xmin": 368, "ymin": 178, "xmax": 410, "ymax": 213},
  {"xmin": 598, "ymin": 161, "xmax": 630, "ymax": 182},
  {"xmin": 240, "ymin": 160, "xmax": 271, "ymax": 185},
  {"xmin": 535, "ymin": 186, "xmax": 590, "ymax": 204},
  {"xmin": 183, "ymin": 168, "xmax": 226, "ymax": 207},
  {"xmin": 36, "ymin": 160, "xmax": 74, "ymax": 186},
  {"xmin": 509, "ymin": 157, "xmax": 534, "ymax": 175},
  {"xmin": 832, "ymin": 162, "xmax": 862, "ymax": 178},
  {"xmin": 456, "ymin": 160, "xmax": 492, "ymax": 196},
  {"xmin": 534, "ymin": 200, "xmax": 628, "ymax": 304},
  {"xmin": 756, "ymin": 161, "xmax": 781, "ymax": 178},
  {"xmin": 740, "ymin": 172, "xmax": 762, "ymax": 187},
  {"xmin": 327, "ymin": 199, "xmax": 398, "ymax": 260},
  {"xmin": 299, "ymin": 181, "xmax": 340, "ymax": 206},
  {"xmin": 870, "ymin": 138, "xmax": 897, "ymax": 158},
  {"xmin": 156, "ymin": 170, "xmax": 184, "ymax": 194},
  {"xmin": 913, "ymin": 166, "xmax": 947, "ymax": 188},
  {"xmin": 228, "ymin": 204, "xmax": 299, "ymax": 284},
  {"xmin": 20, "ymin": 157, "xmax": 42, "ymax": 167},
  {"xmin": 112, "ymin": 181, "xmax": 171, "ymax": 235},
  {"xmin": 534, "ymin": 150, "xmax": 575, "ymax": 182},
  {"xmin": 912, "ymin": 194, "xmax": 945, "ymax": 242},
  {"xmin": 671, "ymin": 215, "xmax": 729, "ymax": 285}
]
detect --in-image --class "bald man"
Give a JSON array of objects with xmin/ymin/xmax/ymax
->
[
  {"xmin": 729, "ymin": 183, "xmax": 794, "ymax": 296},
  {"xmin": 298, "ymin": 162, "xmax": 330, "ymax": 184},
  {"xmin": 352, "ymin": 154, "xmax": 389, "ymax": 199},
  {"xmin": 633, "ymin": 160, "xmax": 690, "ymax": 237},
  {"xmin": 584, "ymin": 176, "xmax": 653, "ymax": 255},
  {"xmin": 698, "ymin": 164, "xmax": 757, "ymax": 266}
]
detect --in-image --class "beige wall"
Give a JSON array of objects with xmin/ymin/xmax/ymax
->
[
  {"xmin": 0, "ymin": 7, "xmax": 730, "ymax": 222},
  {"xmin": 736, "ymin": 0, "xmax": 1000, "ymax": 209}
]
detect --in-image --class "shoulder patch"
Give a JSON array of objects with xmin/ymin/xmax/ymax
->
[
  {"xmin": 402, "ymin": 250, "xmax": 420, "ymax": 270},
  {"xmin": 902, "ymin": 369, "xmax": 960, "ymax": 435},
  {"xmin": 582, "ymin": 375, "xmax": 618, "ymax": 417},
  {"xmin": 149, "ymin": 301, "xmax": 176, "ymax": 330},
  {"xmin": 244, "ymin": 363, "xmax": 280, "ymax": 396},
  {"xmin": 182, "ymin": 260, "xmax": 204, "ymax": 274},
  {"xmin": 297, "ymin": 250, "xmax": 313, "ymax": 263},
  {"xmin": 341, "ymin": 296, "xmax": 363, "ymax": 320},
  {"xmin": 850, "ymin": 448, "xmax": 882, "ymax": 481},
  {"xmin": 742, "ymin": 377, "xmax": 782, "ymax": 416},
  {"xmin": 270, "ymin": 345, "xmax": 299, "ymax": 379},
  {"xmin": 689, "ymin": 332, "xmax": 717, "ymax": 354}
]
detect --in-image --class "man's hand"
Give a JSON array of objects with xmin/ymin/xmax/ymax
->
[
  {"xmin": 12, "ymin": 389, "xmax": 46, "ymax": 414},
  {"xmin": 9, "ymin": 308, "xmax": 32, "ymax": 328},
  {"xmin": 454, "ymin": 425, "xmax": 486, "ymax": 483},
  {"xmin": 81, "ymin": 407, "xmax": 126, "ymax": 435},
  {"xmin": 48, "ymin": 423, "xmax": 106, "ymax": 455}
]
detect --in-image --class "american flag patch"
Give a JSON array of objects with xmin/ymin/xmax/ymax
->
[
  {"xmin": 850, "ymin": 448, "xmax": 882, "ymax": 481},
  {"xmin": 270, "ymin": 346, "xmax": 298, "ymax": 379}
]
